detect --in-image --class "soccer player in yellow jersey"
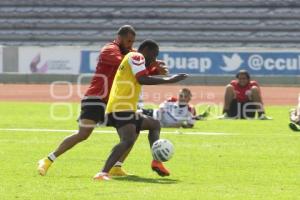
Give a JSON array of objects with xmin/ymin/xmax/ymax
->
[{"xmin": 94, "ymin": 40, "xmax": 187, "ymax": 180}]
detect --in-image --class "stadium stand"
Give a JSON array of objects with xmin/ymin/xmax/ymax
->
[{"xmin": 0, "ymin": 0, "xmax": 300, "ymax": 47}]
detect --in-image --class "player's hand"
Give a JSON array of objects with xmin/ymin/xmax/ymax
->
[
  {"xmin": 157, "ymin": 62, "xmax": 169, "ymax": 75},
  {"xmin": 169, "ymin": 73, "xmax": 188, "ymax": 83}
]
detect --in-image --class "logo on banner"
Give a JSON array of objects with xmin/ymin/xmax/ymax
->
[
  {"xmin": 220, "ymin": 53, "xmax": 243, "ymax": 72},
  {"xmin": 30, "ymin": 53, "xmax": 48, "ymax": 73},
  {"xmin": 162, "ymin": 53, "xmax": 211, "ymax": 73}
]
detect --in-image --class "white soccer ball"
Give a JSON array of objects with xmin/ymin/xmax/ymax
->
[{"xmin": 152, "ymin": 139, "xmax": 174, "ymax": 162}]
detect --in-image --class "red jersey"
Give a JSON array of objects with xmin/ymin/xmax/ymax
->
[
  {"xmin": 85, "ymin": 41, "xmax": 127, "ymax": 102},
  {"xmin": 230, "ymin": 80, "xmax": 260, "ymax": 102},
  {"xmin": 84, "ymin": 41, "xmax": 161, "ymax": 102}
]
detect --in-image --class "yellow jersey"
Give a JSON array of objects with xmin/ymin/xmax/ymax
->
[{"xmin": 106, "ymin": 52, "xmax": 148, "ymax": 113}]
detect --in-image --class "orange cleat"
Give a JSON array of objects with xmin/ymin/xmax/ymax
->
[
  {"xmin": 151, "ymin": 160, "xmax": 170, "ymax": 177},
  {"xmin": 93, "ymin": 172, "xmax": 111, "ymax": 181}
]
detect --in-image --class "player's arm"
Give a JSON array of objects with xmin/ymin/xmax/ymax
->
[
  {"xmin": 129, "ymin": 53, "xmax": 187, "ymax": 85},
  {"xmin": 137, "ymin": 74, "xmax": 188, "ymax": 85}
]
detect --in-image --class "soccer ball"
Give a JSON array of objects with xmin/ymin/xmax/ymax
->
[{"xmin": 152, "ymin": 139, "xmax": 174, "ymax": 162}]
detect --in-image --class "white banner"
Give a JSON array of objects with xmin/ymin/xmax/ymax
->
[
  {"xmin": 0, "ymin": 47, "xmax": 3, "ymax": 73},
  {"xmin": 18, "ymin": 46, "xmax": 81, "ymax": 74}
]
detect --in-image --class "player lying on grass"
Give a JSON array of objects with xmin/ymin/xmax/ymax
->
[
  {"xmin": 37, "ymin": 25, "xmax": 167, "ymax": 177},
  {"xmin": 219, "ymin": 70, "xmax": 271, "ymax": 120},
  {"xmin": 141, "ymin": 88, "xmax": 209, "ymax": 128},
  {"xmin": 289, "ymin": 101, "xmax": 300, "ymax": 131},
  {"xmin": 93, "ymin": 40, "xmax": 188, "ymax": 181}
]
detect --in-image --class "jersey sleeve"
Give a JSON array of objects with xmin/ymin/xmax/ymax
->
[{"xmin": 128, "ymin": 53, "xmax": 148, "ymax": 78}]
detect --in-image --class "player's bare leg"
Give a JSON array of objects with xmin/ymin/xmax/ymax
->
[
  {"xmin": 94, "ymin": 124, "xmax": 138, "ymax": 181},
  {"xmin": 53, "ymin": 119, "xmax": 96, "ymax": 157},
  {"xmin": 140, "ymin": 115, "xmax": 160, "ymax": 147},
  {"xmin": 220, "ymin": 85, "xmax": 235, "ymax": 118},
  {"xmin": 109, "ymin": 144, "xmax": 137, "ymax": 176},
  {"xmin": 250, "ymin": 86, "xmax": 271, "ymax": 119},
  {"xmin": 37, "ymin": 119, "xmax": 96, "ymax": 176},
  {"xmin": 140, "ymin": 116, "xmax": 170, "ymax": 176}
]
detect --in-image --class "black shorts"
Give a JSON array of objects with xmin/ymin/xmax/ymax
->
[
  {"xmin": 107, "ymin": 112, "xmax": 145, "ymax": 133},
  {"xmin": 79, "ymin": 98, "xmax": 107, "ymax": 124},
  {"xmin": 228, "ymin": 99, "xmax": 256, "ymax": 119},
  {"xmin": 141, "ymin": 108, "xmax": 154, "ymax": 117}
]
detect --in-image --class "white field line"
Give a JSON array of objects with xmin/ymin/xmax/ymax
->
[{"xmin": 0, "ymin": 128, "xmax": 230, "ymax": 136}]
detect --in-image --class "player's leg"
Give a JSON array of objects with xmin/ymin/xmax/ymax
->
[
  {"xmin": 222, "ymin": 85, "xmax": 235, "ymax": 114},
  {"xmin": 109, "ymin": 142, "xmax": 137, "ymax": 176},
  {"xmin": 94, "ymin": 123, "xmax": 138, "ymax": 180},
  {"xmin": 242, "ymin": 102, "xmax": 256, "ymax": 119},
  {"xmin": 52, "ymin": 120, "xmax": 96, "ymax": 157},
  {"xmin": 37, "ymin": 98, "xmax": 104, "ymax": 176},
  {"xmin": 139, "ymin": 115, "xmax": 170, "ymax": 177},
  {"xmin": 140, "ymin": 115, "xmax": 160, "ymax": 147},
  {"xmin": 289, "ymin": 108, "xmax": 300, "ymax": 131},
  {"xmin": 249, "ymin": 86, "xmax": 271, "ymax": 119},
  {"xmin": 37, "ymin": 119, "xmax": 96, "ymax": 176}
]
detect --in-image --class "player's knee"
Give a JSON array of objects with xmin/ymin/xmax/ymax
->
[
  {"xmin": 225, "ymin": 84, "xmax": 234, "ymax": 92},
  {"xmin": 123, "ymin": 137, "xmax": 136, "ymax": 148},
  {"xmin": 225, "ymin": 84, "xmax": 235, "ymax": 97},
  {"xmin": 77, "ymin": 129, "xmax": 92, "ymax": 141},
  {"xmin": 250, "ymin": 86, "xmax": 259, "ymax": 94},
  {"xmin": 152, "ymin": 119, "xmax": 161, "ymax": 131}
]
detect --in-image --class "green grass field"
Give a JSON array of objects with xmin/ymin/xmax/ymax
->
[{"xmin": 0, "ymin": 101, "xmax": 299, "ymax": 200}]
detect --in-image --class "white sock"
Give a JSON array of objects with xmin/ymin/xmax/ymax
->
[
  {"xmin": 48, "ymin": 153, "xmax": 56, "ymax": 162},
  {"xmin": 114, "ymin": 161, "xmax": 123, "ymax": 167}
]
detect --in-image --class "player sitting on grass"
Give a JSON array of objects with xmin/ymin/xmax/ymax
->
[
  {"xmin": 219, "ymin": 70, "xmax": 271, "ymax": 120},
  {"xmin": 141, "ymin": 88, "xmax": 209, "ymax": 128},
  {"xmin": 37, "ymin": 25, "xmax": 167, "ymax": 177},
  {"xmin": 93, "ymin": 40, "xmax": 188, "ymax": 181}
]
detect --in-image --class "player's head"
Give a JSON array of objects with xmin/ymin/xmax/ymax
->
[
  {"xmin": 178, "ymin": 88, "xmax": 192, "ymax": 104},
  {"xmin": 117, "ymin": 25, "xmax": 136, "ymax": 52},
  {"xmin": 138, "ymin": 39, "xmax": 159, "ymax": 67},
  {"xmin": 236, "ymin": 70, "xmax": 250, "ymax": 87}
]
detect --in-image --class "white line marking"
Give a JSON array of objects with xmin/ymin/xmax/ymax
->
[{"xmin": 0, "ymin": 128, "xmax": 230, "ymax": 136}]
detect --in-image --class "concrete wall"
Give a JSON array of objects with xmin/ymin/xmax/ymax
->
[{"xmin": 1, "ymin": 73, "xmax": 299, "ymax": 86}]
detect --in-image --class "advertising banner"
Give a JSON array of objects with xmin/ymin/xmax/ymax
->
[
  {"xmin": 79, "ymin": 49, "xmax": 300, "ymax": 75},
  {"xmin": 19, "ymin": 46, "xmax": 81, "ymax": 74},
  {"xmin": 158, "ymin": 50, "xmax": 300, "ymax": 75}
]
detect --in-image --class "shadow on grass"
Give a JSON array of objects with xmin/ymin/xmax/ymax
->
[{"xmin": 113, "ymin": 175, "xmax": 180, "ymax": 184}]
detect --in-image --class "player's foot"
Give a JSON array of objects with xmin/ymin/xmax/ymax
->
[
  {"xmin": 93, "ymin": 172, "xmax": 111, "ymax": 181},
  {"xmin": 289, "ymin": 122, "xmax": 300, "ymax": 131},
  {"xmin": 109, "ymin": 166, "xmax": 132, "ymax": 176},
  {"xmin": 201, "ymin": 105, "xmax": 211, "ymax": 118},
  {"xmin": 151, "ymin": 160, "xmax": 170, "ymax": 177},
  {"xmin": 258, "ymin": 114, "xmax": 272, "ymax": 120},
  {"xmin": 37, "ymin": 157, "xmax": 53, "ymax": 176},
  {"xmin": 217, "ymin": 113, "xmax": 231, "ymax": 120}
]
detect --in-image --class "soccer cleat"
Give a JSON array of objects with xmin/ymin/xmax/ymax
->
[
  {"xmin": 289, "ymin": 122, "xmax": 300, "ymax": 131},
  {"xmin": 93, "ymin": 172, "xmax": 111, "ymax": 181},
  {"xmin": 109, "ymin": 166, "xmax": 131, "ymax": 176},
  {"xmin": 258, "ymin": 114, "xmax": 272, "ymax": 120},
  {"xmin": 37, "ymin": 157, "xmax": 53, "ymax": 176},
  {"xmin": 217, "ymin": 113, "xmax": 230, "ymax": 120},
  {"xmin": 151, "ymin": 160, "xmax": 170, "ymax": 177}
]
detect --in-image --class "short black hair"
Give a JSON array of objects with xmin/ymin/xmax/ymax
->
[
  {"xmin": 138, "ymin": 39, "xmax": 159, "ymax": 52},
  {"xmin": 117, "ymin": 25, "xmax": 136, "ymax": 36},
  {"xmin": 236, "ymin": 70, "xmax": 250, "ymax": 79}
]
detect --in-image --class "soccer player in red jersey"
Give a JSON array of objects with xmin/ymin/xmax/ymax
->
[
  {"xmin": 37, "ymin": 25, "xmax": 144, "ymax": 176},
  {"xmin": 221, "ymin": 70, "xmax": 271, "ymax": 119}
]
